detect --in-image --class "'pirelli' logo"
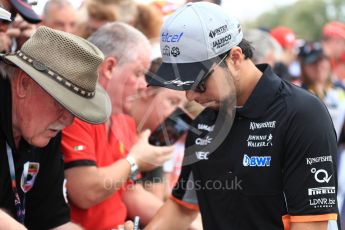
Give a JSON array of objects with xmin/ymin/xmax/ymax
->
[{"xmin": 308, "ymin": 187, "xmax": 335, "ymax": 196}]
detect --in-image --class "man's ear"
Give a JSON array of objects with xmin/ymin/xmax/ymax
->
[
  {"xmin": 14, "ymin": 71, "xmax": 31, "ymax": 98},
  {"xmin": 227, "ymin": 47, "xmax": 243, "ymax": 69},
  {"xmin": 98, "ymin": 56, "xmax": 117, "ymax": 87},
  {"xmin": 100, "ymin": 56, "xmax": 117, "ymax": 80}
]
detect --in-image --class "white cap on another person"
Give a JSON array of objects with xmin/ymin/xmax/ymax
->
[
  {"xmin": 0, "ymin": 7, "xmax": 11, "ymax": 22},
  {"xmin": 147, "ymin": 2, "xmax": 243, "ymax": 90}
]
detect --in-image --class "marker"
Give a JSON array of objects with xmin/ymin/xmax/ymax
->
[{"xmin": 133, "ymin": 216, "xmax": 140, "ymax": 230}]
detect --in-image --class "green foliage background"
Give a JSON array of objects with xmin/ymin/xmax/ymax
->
[{"xmin": 247, "ymin": 0, "xmax": 345, "ymax": 41}]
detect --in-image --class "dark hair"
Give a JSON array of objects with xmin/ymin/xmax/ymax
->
[
  {"xmin": 216, "ymin": 39, "xmax": 253, "ymax": 67},
  {"xmin": 147, "ymin": 57, "xmax": 162, "ymax": 76},
  {"xmin": 145, "ymin": 57, "xmax": 162, "ymax": 84},
  {"xmin": 237, "ymin": 39, "xmax": 254, "ymax": 59}
]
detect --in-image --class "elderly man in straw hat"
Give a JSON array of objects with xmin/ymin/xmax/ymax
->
[{"xmin": 0, "ymin": 26, "xmax": 110, "ymax": 229}]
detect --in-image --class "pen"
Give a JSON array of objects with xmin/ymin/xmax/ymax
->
[{"xmin": 133, "ymin": 216, "xmax": 140, "ymax": 230}]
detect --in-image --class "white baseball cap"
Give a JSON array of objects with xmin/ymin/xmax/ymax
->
[
  {"xmin": 0, "ymin": 7, "xmax": 11, "ymax": 22},
  {"xmin": 147, "ymin": 2, "xmax": 243, "ymax": 90}
]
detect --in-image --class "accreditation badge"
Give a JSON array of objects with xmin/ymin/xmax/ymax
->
[{"xmin": 21, "ymin": 162, "xmax": 40, "ymax": 193}]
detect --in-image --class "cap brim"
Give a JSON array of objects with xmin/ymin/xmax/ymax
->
[
  {"xmin": 10, "ymin": 0, "xmax": 41, "ymax": 23},
  {"xmin": 147, "ymin": 60, "xmax": 213, "ymax": 91},
  {"xmin": 5, "ymin": 54, "xmax": 111, "ymax": 124},
  {"xmin": 0, "ymin": 7, "xmax": 12, "ymax": 21},
  {"xmin": 302, "ymin": 51, "xmax": 324, "ymax": 64}
]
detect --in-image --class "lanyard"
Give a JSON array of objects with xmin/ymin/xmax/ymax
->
[{"xmin": 5, "ymin": 142, "xmax": 26, "ymax": 224}]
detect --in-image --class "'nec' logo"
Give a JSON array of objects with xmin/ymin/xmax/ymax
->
[
  {"xmin": 195, "ymin": 151, "xmax": 210, "ymax": 160},
  {"xmin": 243, "ymin": 154, "xmax": 271, "ymax": 167}
]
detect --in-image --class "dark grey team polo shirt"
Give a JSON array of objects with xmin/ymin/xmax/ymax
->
[{"xmin": 172, "ymin": 65, "xmax": 339, "ymax": 229}]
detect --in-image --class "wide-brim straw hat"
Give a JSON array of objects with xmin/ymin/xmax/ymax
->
[{"xmin": 5, "ymin": 26, "xmax": 111, "ymax": 124}]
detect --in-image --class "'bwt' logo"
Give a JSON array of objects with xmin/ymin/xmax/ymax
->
[{"xmin": 243, "ymin": 154, "xmax": 271, "ymax": 167}]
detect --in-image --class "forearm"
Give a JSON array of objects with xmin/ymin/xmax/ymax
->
[
  {"xmin": 291, "ymin": 221, "xmax": 328, "ymax": 230},
  {"xmin": 98, "ymin": 158, "xmax": 132, "ymax": 193},
  {"xmin": 51, "ymin": 222, "xmax": 82, "ymax": 230},
  {"xmin": 0, "ymin": 210, "xmax": 26, "ymax": 230},
  {"xmin": 145, "ymin": 199, "xmax": 198, "ymax": 230},
  {"xmin": 143, "ymin": 182, "xmax": 166, "ymax": 201},
  {"xmin": 66, "ymin": 158, "xmax": 131, "ymax": 209},
  {"xmin": 122, "ymin": 184, "xmax": 164, "ymax": 225}
]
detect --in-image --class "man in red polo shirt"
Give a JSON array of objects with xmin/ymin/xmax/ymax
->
[{"xmin": 61, "ymin": 22, "xmax": 175, "ymax": 229}]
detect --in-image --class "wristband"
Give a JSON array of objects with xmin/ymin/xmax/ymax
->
[{"xmin": 126, "ymin": 155, "xmax": 139, "ymax": 181}]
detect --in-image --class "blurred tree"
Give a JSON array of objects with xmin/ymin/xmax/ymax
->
[{"xmin": 247, "ymin": 0, "xmax": 345, "ymax": 41}]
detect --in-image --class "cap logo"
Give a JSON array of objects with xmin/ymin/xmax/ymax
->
[
  {"xmin": 237, "ymin": 24, "xmax": 242, "ymax": 33},
  {"xmin": 163, "ymin": 45, "xmax": 171, "ymax": 56},
  {"xmin": 209, "ymin": 25, "xmax": 228, "ymax": 38},
  {"xmin": 213, "ymin": 34, "xmax": 232, "ymax": 49},
  {"xmin": 161, "ymin": 32, "xmax": 184, "ymax": 43},
  {"xmin": 164, "ymin": 78, "xmax": 194, "ymax": 87},
  {"xmin": 171, "ymin": 47, "xmax": 180, "ymax": 57}
]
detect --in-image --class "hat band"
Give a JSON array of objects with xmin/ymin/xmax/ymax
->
[{"xmin": 16, "ymin": 50, "xmax": 96, "ymax": 98}]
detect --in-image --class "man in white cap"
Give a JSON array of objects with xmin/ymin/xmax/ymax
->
[
  {"xmin": 146, "ymin": 2, "xmax": 339, "ymax": 229},
  {"xmin": 0, "ymin": 0, "xmax": 42, "ymax": 52},
  {"xmin": 0, "ymin": 26, "xmax": 110, "ymax": 229},
  {"xmin": 2, "ymin": 0, "xmax": 41, "ymax": 23}
]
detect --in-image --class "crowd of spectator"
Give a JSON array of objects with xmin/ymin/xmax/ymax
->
[{"xmin": 0, "ymin": 0, "xmax": 345, "ymax": 229}]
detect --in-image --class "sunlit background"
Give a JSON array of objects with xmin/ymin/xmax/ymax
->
[
  {"xmin": 31, "ymin": 0, "xmax": 345, "ymax": 41},
  {"xmin": 32, "ymin": 0, "xmax": 298, "ymax": 21}
]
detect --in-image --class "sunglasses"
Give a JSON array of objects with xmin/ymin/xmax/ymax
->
[{"xmin": 194, "ymin": 53, "xmax": 228, "ymax": 93}]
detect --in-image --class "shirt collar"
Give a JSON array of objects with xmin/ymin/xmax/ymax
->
[{"xmin": 236, "ymin": 64, "xmax": 283, "ymax": 119}]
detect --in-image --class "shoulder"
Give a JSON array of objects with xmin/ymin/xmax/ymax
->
[
  {"xmin": 281, "ymin": 82, "xmax": 336, "ymax": 138},
  {"xmin": 63, "ymin": 118, "xmax": 96, "ymax": 136},
  {"xmin": 192, "ymin": 108, "xmax": 217, "ymax": 126},
  {"xmin": 283, "ymin": 82, "xmax": 329, "ymax": 120},
  {"xmin": 111, "ymin": 114, "xmax": 137, "ymax": 132},
  {"xmin": 185, "ymin": 108, "xmax": 216, "ymax": 146}
]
